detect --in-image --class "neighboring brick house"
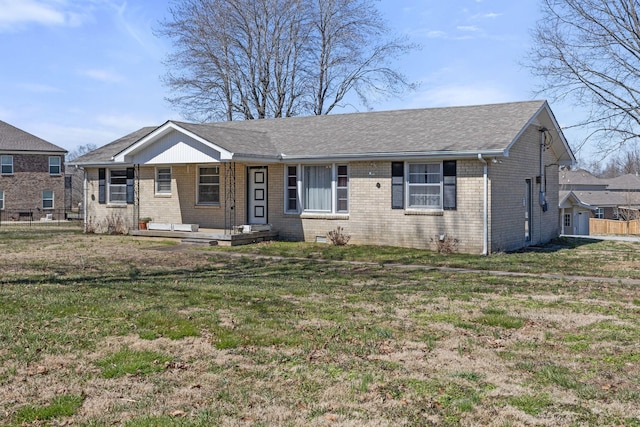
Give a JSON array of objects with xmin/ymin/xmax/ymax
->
[
  {"xmin": 70, "ymin": 100, "xmax": 575, "ymax": 254},
  {"xmin": 0, "ymin": 120, "xmax": 67, "ymax": 220}
]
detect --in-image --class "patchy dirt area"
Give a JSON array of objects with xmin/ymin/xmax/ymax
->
[{"xmin": 1, "ymin": 229, "xmax": 639, "ymax": 426}]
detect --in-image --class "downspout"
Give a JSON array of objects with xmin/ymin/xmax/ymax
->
[
  {"xmin": 478, "ymin": 154, "xmax": 488, "ymax": 255},
  {"xmin": 82, "ymin": 167, "xmax": 87, "ymax": 233}
]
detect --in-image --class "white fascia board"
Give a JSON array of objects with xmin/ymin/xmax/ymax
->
[
  {"xmin": 279, "ymin": 149, "xmax": 507, "ymax": 163},
  {"xmin": 507, "ymin": 101, "xmax": 576, "ymax": 166},
  {"xmin": 113, "ymin": 121, "xmax": 233, "ymax": 163}
]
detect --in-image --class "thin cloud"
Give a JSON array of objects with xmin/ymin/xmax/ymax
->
[
  {"xmin": 457, "ymin": 25, "xmax": 481, "ymax": 32},
  {"xmin": 79, "ymin": 68, "xmax": 125, "ymax": 83},
  {"xmin": 17, "ymin": 83, "xmax": 63, "ymax": 93},
  {"xmin": 0, "ymin": 0, "xmax": 88, "ymax": 31}
]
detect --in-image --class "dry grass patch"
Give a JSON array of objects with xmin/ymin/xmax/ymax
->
[{"xmin": 1, "ymin": 230, "xmax": 640, "ymax": 426}]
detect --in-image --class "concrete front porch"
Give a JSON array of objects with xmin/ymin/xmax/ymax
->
[{"xmin": 129, "ymin": 227, "xmax": 278, "ymax": 246}]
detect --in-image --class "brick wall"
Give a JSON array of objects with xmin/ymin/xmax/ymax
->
[
  {"xmin": 84, "ymin": 129, "xmax": 562, "ymax": 253},
  {"xmin": 489, "ymin": 125, "xmax": 560, "ymax": 252},
  {"xmin": 0, "ymin": 153, "xmax": 65, "ymax": 219}
]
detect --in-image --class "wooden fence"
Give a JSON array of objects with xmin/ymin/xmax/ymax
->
[{"xmin": 590, "ymin": 218, "xmax": 640, "ymax": 235}]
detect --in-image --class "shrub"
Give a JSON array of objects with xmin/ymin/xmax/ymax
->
[
  {"xmin": 431, "ymin": 234, "xmax": 459, "ymax": 254},
  {"xmin": 104, "ymin": 212, "xmax": 127, "ymax": 235},
  {"xmin": 327, "ymin": 226, "xmax": 351, "ymax": 246}
]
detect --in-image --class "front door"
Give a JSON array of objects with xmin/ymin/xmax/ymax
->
[{"xmin": 248, "ymin": 167, "xmax": 268, "ymax": 224}]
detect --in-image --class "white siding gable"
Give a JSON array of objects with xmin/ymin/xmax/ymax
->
[{"xmin": 124, "ymin": 130, "xmax": 227, "ymax": 165}]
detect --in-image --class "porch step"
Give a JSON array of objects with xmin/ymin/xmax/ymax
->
[{"xmin": 180, "ymin": 238, "xmax": 219, "ymax": 246}]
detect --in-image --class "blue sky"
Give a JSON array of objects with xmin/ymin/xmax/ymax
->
[{"xmin": 0, "ymin": 0, "xmax": 588, "ymax": 161}]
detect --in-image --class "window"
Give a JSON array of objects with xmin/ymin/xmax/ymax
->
[
  {"xmin": 109, "ymin": 169, "xmax": 128, "ymax": 203},
  {"xmin": 49, "ymin": 156, "xmax": 61, "ymax": 175},
  {"xmin": 407, "ymin": 163, "xmax": 442, "ymax": 208},
  {"xmin": 391, "ymin": 162, "xmax": 404, "ymax": 209},
  {"xmin": 564, "ymin": 213, "xmax": 571, "ymax": 228},
  {"xmin": 198, "ymin": 166, "xmax": 220, "ymax": 204},
  {"xmin": 336, "ymin": 165, "xmax": 348, "ymax": 213},
  {"xmin": 442, "ymin": 161, "xmax": 457, "ymax": 210},
  {"xmin": 303, "ymin": 165, "xmax": 332, "ymax": 211},
  {"xmin": 286, "ymin": 166, "xmax": 298, "ymax": 213},
  {"xmin": 1, "ymin": 155, "xmax": 13, "ymax": 174},
  {"xmin": 0, "ymin": 190, "xmax": 4, "ymax": 210},
  {"xmin": 42, "ymin": 190, "xmax": 54, "ymax": 209},
  {"xmin": 98, "ymin": 168, "xmax": 134, "ymax": 204},
  {"xmin": 301, "ymin": 164, "xmax": 348, "ymax": 213},
  {"xmin": 287, "ymin": 164, "xmax": 349, "ymax": 214},
  {"xmin": 595, "ymin": 207, "xmax": 604, "ymax": 219},
  {"xmin": 156, "ymin": 167, "xmax": 171, "ymax": 194}
]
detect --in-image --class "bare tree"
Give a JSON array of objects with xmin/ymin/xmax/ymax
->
[
  {"xmin": 528, "ymin": 0, "xmax": 640, "ymax": 155},
  {"xmin": 157, "ymin": 0, "xmax": 415, "ymax": 121}
]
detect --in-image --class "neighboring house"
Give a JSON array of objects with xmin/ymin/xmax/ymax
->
[
  {"xmin": 0, "ymin": 120, "xmax": 67, "ymax": 220},
  {"xmin": 559, "ymin": 169, "xmax": 640, "ymax": 235},
  {"xmin": 69, "ymin": 100, "xmax": 575, "ymax": 254}
]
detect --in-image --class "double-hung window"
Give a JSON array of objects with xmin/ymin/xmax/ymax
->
[
  {"xmin": 286, "ymin": 164, "xmax": 349, "ymax": 214},
  {"xmin": 0, "ymin": 190, "xmax": 4, "ymax": 210},
  {"xmin": 156, "ymin": 167, "xmax": 171, "ymax": 194},
  {"xmin": 108, "ymin": 169, "xmax": 128, "ymax": 203},
  {"xmin": 42, "ymin": 190, "xmax": 54, "ymax": 209},
  {"xmin": 394, "ymin": 161, "xmax": 456, "ymax": 210},
  {"xmin": 1, "ymin": 155, "xmax": 13, "ymax": 174},
  {"xmin": 98, "ymin": 168, "xmax": 134, "ymax": 204},
  {"xmin": 197, "ymin": 166, "xmax": 220, "ymax": 204},
  {"xmin": 49, "ymin": 156, "xmax": 61, "ymax": 175},
  {"xmin": 407, "ymin": 163, "xmax": 442, "ymax": 209}
]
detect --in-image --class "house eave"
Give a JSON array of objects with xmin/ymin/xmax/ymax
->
[{"xmin": 279, "ymin": 149, "xmax": 508, "ymax": 162}]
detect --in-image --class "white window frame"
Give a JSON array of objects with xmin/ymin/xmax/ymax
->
[
  {"xmin": 0, "ymin": 190, "xmax": 4, "ymax": 210},
  {"xmin": 406, "ymin": 162, "xmax": 443, "ymax": 209},
  {"xmin": 108, "ymin": 169, "xmax": 128, "ymax": 204},
  {"xmin": 595, "ymin": 207, "xmax": 604, "ymax": 219},
  {"xmin": 336, "ymin": 164, "xmax": 349, "ymax": 213},
  {"xmin": 285, "ymin": 165, "xmax": 300, "ymax": 213},
  {"xmin": 1, "ymin": 155, "xmax": 13, "ymax": 175},
  {"xmin": 155, "ymin": 167, "xmax": 172, "ymax": 194},
  {"xmin": 49, "ymin": 156, "xmax": 61, "ymax": 175},
  {"xmin": 288, "ymin": 163, "xmax": 349, "ymax": 214},
  {"xmin": 197, "ymin": 165, "xmax": 220, "ymax": 205},
  {"xmin": 564, "ymin": 213, "xmax": 571, "ymax": 228},
  {"xmin": 42, "ymin": 190, "xmax": 54, "ymax": 210}
]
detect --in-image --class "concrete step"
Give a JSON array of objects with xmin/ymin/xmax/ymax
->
[{"xmin": 180, "ymin": 238, "xmax": 219, "ymax": 246}]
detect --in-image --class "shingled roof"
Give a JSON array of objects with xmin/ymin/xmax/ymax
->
[
  {"xmin": 70, "ymin": 100, "xmax": 573, "ymax": 165},
  {"xmin": 71, "ymin": 126, "xmax": 156, "ymax": 165},
  {"xmin": 0, "ymin": 120, "xmax": 66, "ymax": 153}
]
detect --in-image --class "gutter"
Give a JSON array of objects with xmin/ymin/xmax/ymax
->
[{"xmin": 478, "ymin": 154, "xmax": 489, "ymax": 255}]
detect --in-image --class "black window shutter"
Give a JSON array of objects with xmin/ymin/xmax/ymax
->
[
  {"xmin": 391, "ymin": 162, "xmax": 404, "ymax": 209},
  {"xmin": 126, "ymin": 167, "xmax": 135, "ymax": 204},
  {"xmin": 443, "ymin": 160, "xmax": 456, "ymax": 210},
  {"xmin": 98, "ymin": 168, "xmax": 106, "ymax": 204}
]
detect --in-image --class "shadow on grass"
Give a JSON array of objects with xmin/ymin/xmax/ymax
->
[{"xmin": 510, "ymin": 237, "xmax": 604, "ymax": 254}]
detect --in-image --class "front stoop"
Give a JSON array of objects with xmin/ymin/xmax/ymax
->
[{"xmin": 130, "ymin": 229, "xmax": 278, "ymax": 246}]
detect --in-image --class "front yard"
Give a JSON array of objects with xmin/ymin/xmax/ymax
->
[{"xmin": 0, "ymin": 228, "xmax": 639, "ymax": 426}]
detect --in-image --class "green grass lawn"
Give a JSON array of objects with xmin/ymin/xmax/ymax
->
[{"xmin": 0, "ymin": 229, "xmax": 639, "ymax": 426}]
